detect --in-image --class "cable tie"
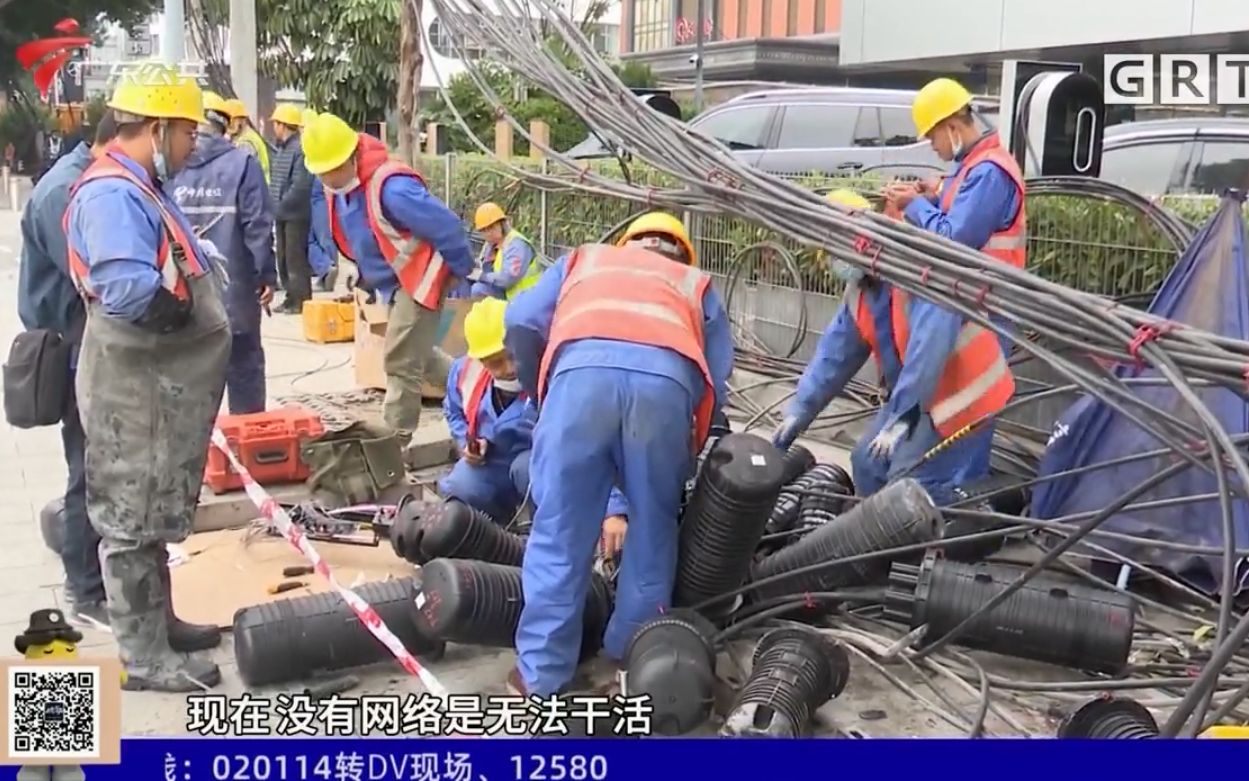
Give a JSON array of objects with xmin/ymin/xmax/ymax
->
[
  {"xmin": 577, "ymin": 165, "xmax": 590, "ymax": 183},
  {"xmin": 920, "ymin": 266, "xmax": 932, "ymax": 284},
  {"xmin": 869, "ymin": 243, "xmax": 882, "ymax": 273},
  {"xmin": 975, "ymin": 284, "xmax": 990, "ymax": 307},
  {"xmin": 1127, "ymin": 324, "xmax": 1167, "ymax": 369},
  {"xmin": 803, "ymin": 592, "xmax": 816, "ymax": 610},
  {"xmin": 852, "ymin": 235, "xmax": 872, "ymax": 254},
  {"xmin": 952, "ymin": 279, "xmax": 962, "ymax": 299}
]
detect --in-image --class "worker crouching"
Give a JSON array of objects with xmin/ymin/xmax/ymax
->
[
  {"xmin": 469, "ymin": 202, "xmax": 543, "ymax": 300},
  {"xmin": 65, "ymin": 65, "xmax": 229, "ymax": 691},
  {"xmin": 504, "ymin": 211, "xmax": 734, "ymax": 697},
  {"xmin": 773, "ymin": 190, "xmax": 1013, "ymax": 507},
  {"xmin": 301, "ymin": 110, "xmax": 474, "ymax": 460}
]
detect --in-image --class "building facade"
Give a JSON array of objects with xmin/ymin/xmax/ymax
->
[{"xmin": 620, "ymin": 0, "xmax": 845, "ymax": 83}]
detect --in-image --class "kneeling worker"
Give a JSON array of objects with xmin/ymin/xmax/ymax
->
[
  {"xmin": 470, "ymin": 202, "xmax": 542, "ymax": 300},
  {"xmin": 772, "ymin": 190, "xmax": 1013, "ymax": 506},
  {"xmin": 442, "ymin": 299, "xmax": 629, "ymax": 529},
  {"xmin": 504, "ymin": 212, "xmax": 734, "ymax": 697}
]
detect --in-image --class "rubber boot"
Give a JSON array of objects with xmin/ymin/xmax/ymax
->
[
  {"xmin": 157, "ymin": 547, "xmax": 221, "ymax": 652},
  {"xmin": 109, "ymin": 547, "xmax": 221, "ymax": 693},
  {"xmin": 16, "ymin": 766, "xmax": 51, "ymax": 781},
  {"xmin": 51, "ymin": 766, "xmax": 86, "ymax": 781}
]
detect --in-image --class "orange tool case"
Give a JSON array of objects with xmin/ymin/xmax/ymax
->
[{"xmin": 204, "ymin": 405, "xmax": 325, "ymax": 494}]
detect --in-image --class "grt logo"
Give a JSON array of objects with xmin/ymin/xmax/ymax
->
[{"xmin": 1104, "ymin": 54, "xmax": 1249, "ymax": 105}]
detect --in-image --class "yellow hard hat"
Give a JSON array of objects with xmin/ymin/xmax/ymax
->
[
  {"xmin": 912, "ymin": 77, "xmax": 974, "ymax": 138},
  {"xmin": 474, "ymin": 202, "xmax": 507, "ymax": 231},
  {"xmin": 464, "ymin": 298, "xmax": 509, "ymax": 360},
  {"xmin": 271, "ymin": 103, "xmax": 303, "ymax": 127},
  {"xmin": 202, "ymin": 91, "xmax": 229, "ymax": 116},
  {"xmin": 107, "ymin": 64, "xmax": 205, "ymax": 124},
  {"xmin": 617, "ymin": 211, "xmax": 698, "ymax": 266},
  {"xmin": 222, "ymin": 98, "xmax": 249, "ymax": 119},
  {"xmin": 301, "ymin": 109, "xmax": 360, "ymax": 175},
  {"xmin": 826, "ymin": 188, "xmax": 873, "ymax": 210}
]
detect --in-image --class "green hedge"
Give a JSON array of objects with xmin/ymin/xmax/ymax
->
[{"xmin": 414, "ymin": 154, "xmax": 1221, "ymax": 300}]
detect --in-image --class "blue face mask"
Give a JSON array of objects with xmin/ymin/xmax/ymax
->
[{"xmin": 831, "ymin": 259, "xmax": 865, "ymax": 285}]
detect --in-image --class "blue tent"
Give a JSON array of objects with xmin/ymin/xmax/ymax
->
[{"xmin": 1031, "ymin": 194, "xmax": 1249, "ymax": 595}]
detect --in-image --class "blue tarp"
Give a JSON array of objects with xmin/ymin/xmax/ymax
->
[{"xmin": 1032, "ymin": 195, "xmax": 1249, "ymax": 595}]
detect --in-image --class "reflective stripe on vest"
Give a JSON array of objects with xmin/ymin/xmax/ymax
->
[
  {"xmin": 498, "ymin": 230, "xmax": 543, "ymax": 300},
  {"xmin": 459, "ymin": 358, "xmax": 493, "ymax": 442},
  {"xmin": 64, "ymin": 152, "xmax": 206, "ymax": 303},
  {"xmin": 851, "ymin": 285, "xmax": 1014, "ymax": 438},
  {"xmin": 537, "ymin": 243, "xmax": 716, "ymax": 451},
  {"xmin": 328, "ymin": 161, "xmax": 449, "ymax": 309},
  {"xmin": 939, "ymin": 133, "xmax": 1027, "ymax": 269}
]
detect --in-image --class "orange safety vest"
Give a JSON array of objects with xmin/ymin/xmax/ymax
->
[
  {"xmin": 65, "ymin": 151, "xmax": 207, "ymax": 302},
  {"xmin": 458, "ymin": 358, "xmax": 493, "ymax": 442},
  {"xmin": 938, "ymin": 132, "xmax": 1027, "ymax": 269},
  {"xmin": 538, "ymin": 244, "xmax": 716, "ymax": 451},
  {"xmin": 328, "ymin": 155, "xmax": 449, "ymax": 310},
  {"xmin": 847, "ymin": 283, "xmax": 1014, "ymax": 438}
]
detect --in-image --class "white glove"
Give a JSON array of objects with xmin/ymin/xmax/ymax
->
[
  {"xmin": 197, "ymin": 238, "xmax": 226, "ymax": 264},
  {"xmin": 465, "ymin": 268, "xmax": 483, "ymax": 282},
  {"xmin": 772, "ymin": 415, "xmax": 805, "ymax": 450},
  {"xmin": 868, "ymin": 421, "xmax": 910, "ymax": 461}
]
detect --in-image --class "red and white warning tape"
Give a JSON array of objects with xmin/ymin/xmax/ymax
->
[{"xmin": 209, "ymin": 429, "xmax": 448, "ymax": 698}]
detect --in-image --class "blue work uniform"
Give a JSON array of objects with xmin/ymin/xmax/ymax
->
[
  {"xmin": 308, "ymin": 182, "xmax": 337, "ymax": 279},
  {"xmin": 166, "ymin": 134, "xmax": 276, "ymax": 414},
  {"xmin": 17, "ymin": 141, "xmax": 104, "ymax": 610},
  {"xmin": 470, "ymin": 233, "xmax": 537, "ymax": 299},
  {"xmin": 903, "ymin": 134, "xmax": 1022, "ymax": 356},
  {"xmin": 786, "ymin": 281, "xmax": 994, "ymax": 507},
  {"xmin": 333, "ymin": 174, "xmax": 473, "ymax": 304},
  {"xmin": 504, "ymin": 253, "xmax": 735, "ymax": 696}
]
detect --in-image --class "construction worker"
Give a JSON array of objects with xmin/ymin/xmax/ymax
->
[
  {"xmin": 166, "ymin": 91, "xmax": 276, "ymax": 414},
  {"xmin": 301, "ymin": 110, "xmax": 474, "ymax": 457},
  {"xmin": 17, "ymin": 112, "xmax": 119, "ymax": 630},
  {"xmin": 221, "ymin": 96, "xmax": 271, "ymax": 182},
  {"xmin": 444, "ymin": 298, "xmax": 629, "ymax": 530},
  {"xmin": 469, "ymin": 202, "xmax": 542, "ymax": 300},
  {"xmin": 773, "ymin": 189, "xmax": 1014, "ymax": 507},
  {"xmin": 65, "ymin": 66, "xmax": 229, "ymax": 691},
  {"xmin": 268, "ymin": 103, "xmax": 315, "ymax": 312},
  {"xmin": 885, "ymin": 77, "xmax": 1026, "ymax": 354},
  {"xmin": 503, "ymin": 212, "xmax": 734, "ymax": 697}
]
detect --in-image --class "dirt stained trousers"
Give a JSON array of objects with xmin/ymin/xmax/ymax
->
[
  {"xmin": 76, "ymin": 271, "xmax": 231, "ymax": 679},
  {"xmin": 383, "ymin": 289, "xmax": 452, "ymax": 437}
]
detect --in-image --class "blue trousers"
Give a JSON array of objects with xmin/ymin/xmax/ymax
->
[
  {"xmin": 438, "ymin": 450, "xmax": 531, "ymax": 523},
  {"xmin": 517, "ymin": 366, "xmax": 694, "ymax": 695},
  {"xmin": 226, "ymin": 331, "xmax": 266, "ymax": 415},
  {"xmin": 60, "ymin": 378, "xmax": 104, "ymax": 606},
  {"xmin": 850, "ymin": 408, "xmax": 995, "ymax": 506}
]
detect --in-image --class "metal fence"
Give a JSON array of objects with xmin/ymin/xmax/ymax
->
[{"xmin": 419, "ymin": 154, "xmax": 1217, "ymax": 364}]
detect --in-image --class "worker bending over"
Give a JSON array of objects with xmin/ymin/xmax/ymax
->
[
  {"xmin": 774, "ymin": 190, "xmax": 1013, "ymax": 506},
  {"xmin": 443, "ymin": 298, "xmax": 630, "ymax": 534},
  {"xmin": 504, "ymin": 212, "xmax": 734, "ymax": 697},
  {"xmin": 220, "ymin": 96, "xmax": 271, "ymax": 182},
  {"xmin": 167, "ymin": 93, "xmax": 276, "ymax": 414},
  {"xmin": 884, "ymin": 77, "xmax": 1026, "ymax": 354},
  {"xmin": 470, "ymin": 202, "xmax": 542, "ymax": 300},
  {"xmin": 17, "ymin": 113, "xmax": 118, "ymax": 629},
  {"xmin": 65, "ymin": 67, "xmax": 229, "ymax": 691},
  {"xmin": 302, "ymin": 110, "xmax": 474, "ymax": 460}
]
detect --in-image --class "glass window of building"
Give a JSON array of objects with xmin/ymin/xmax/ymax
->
[{"xmin": 633, "ymin": 0, "xmax": 673, "ymax": 53}]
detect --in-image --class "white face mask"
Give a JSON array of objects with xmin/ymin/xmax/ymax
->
[
  {"xmin": 947, "ymin": 127, "xmax": 965, "ymax": 160},
  {"xmin": 151, "ymin": 132, "xmax": 169, "ymax": 180},
  {"xmin": 326, "ymin": 177, "xmax": 360, "ymax": 195},
  {"xmin": 493, "ymin": 377, "xmax": 522, "ymax": 393}
]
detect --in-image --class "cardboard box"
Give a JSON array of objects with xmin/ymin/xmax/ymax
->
[{"xmin": 352, "ymin": 288, "xmax": 470, "ymax": 399}]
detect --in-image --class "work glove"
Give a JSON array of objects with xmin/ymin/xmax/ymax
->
[
  {"xmin": 465, "ymin": 267, "xmax": 483, "ymax": 282},
  {"xmin": 197, "ymin": 238, "xmax": 227, "ymax": 265},
  {"xmin": 867, "ymin": 421, "xmax": 911, "ymax": 461},
  {"xmin": 772, "ymin": 415, "xmax": 806, "ymax": 451}
]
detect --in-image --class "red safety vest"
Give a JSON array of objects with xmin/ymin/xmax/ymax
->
[
  {"xmin": 328, "ymin": 136, "xmax": 449, "ymax": 310},
  {"xmin": 538, "ymin": 244, "xmax": 715, "ymax": 451},
  {"xmin": 847, "ymin": 283, "xmax": 1014, "ymax": 438},
  {"xmin": 458, "ymin": 358, "xmax": 493, "ymax": 442},
  {"xmin": 64, "ymin": 151, "xmax": 206, "ymax": 302},
  {"xmin": 939, "ymin": 132, "xmax": 1027, "ymax": 269}
]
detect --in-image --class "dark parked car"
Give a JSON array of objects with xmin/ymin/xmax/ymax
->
[
  {"xmin": 1099, "ymin": 118, "xmax": 1249, "ymax": 195},
  {"xmin": 686, "ymin": 86, "xmax": 999, "ymax": 178}
]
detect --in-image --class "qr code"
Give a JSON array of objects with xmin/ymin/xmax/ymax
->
[{"xmin": 7, "ymin": 666, "xmax": 100, "ymax": 759}]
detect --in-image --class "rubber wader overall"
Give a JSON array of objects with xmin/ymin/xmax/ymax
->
[{"xmin": 76, "ymin": 265, "xmax": 232, "ymax": 691}]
